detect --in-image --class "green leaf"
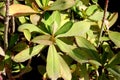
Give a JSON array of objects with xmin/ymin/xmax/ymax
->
[
  {"xmin": 108, "ymin": 12, "xmax": 118, "ymax": 28},
  {"xmin": 42, "ymin": 0, "xmax": 50, "ymax": 7},
  {"xmin": 89, "ymin": 10, "xmax": 109, "ymax": 21},
  {"xmin": 48, "ymin": 0, "xmax": 75, "ymax": 10},
  {"xmin": 35, "ymin": 0, "xmax": 43, "ymax": 8},
  {"xmin": 46, "ymin": 45, "xmax": 60, "ymax": 80},
  {"xmin": 57, "ymin": 21, "xmax": 90, "ymax": 37},
  {"xmin": 108, "ymin": 52, "xmax": 120, "ymax": 66},
  {"xmin": 12, "ymin": 41, "xmax": 28, "ymax": 52},
  {"xmin": 109, "ymin": 31, "xmax": 120, "ymax": 47},
  {"xmin": 55, "ymin": 21, "xmax": 73, "ymax": 36},
  {"xmin": 18, "ymin": 23, "xmax": 46, "ymax": 34},
  {"xmin": 91, "ymin": 0, "xmax": 98, "ymax": 3},
  {"xmin": 23, "ymin": 29, "xmax": 31, "ymax": 41},
  {"xmin": 107, "ymin": 65, "xmax": 120, "ymax": 78},
  {"xmin": 45, "ymin": 11, "xmax": 61, "ymax": 33},
  {"xmin": 13, "ymin": 45, "xmax": 45, "ymax": 62},
  {"xmin": 56, "ymin": 39, "xmax": 90, "ymax": 63},
  {"xmin": 31, "ymin": 35, "xmax": 53, "ymax": 45},
  {"xmin": 86, "ymin": 5, "xmax": 98, "ymax": 16},
  {"xmin": 58, "ymin": 55, "xmax": 72, "ymax": 80},
  {"xmin": 75, "ymin": 36, "xmax": 100, "ymax": 62}
]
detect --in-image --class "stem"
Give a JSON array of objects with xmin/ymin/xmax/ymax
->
[
  {"xmin": 97, "ymin": 0, "xmax": 109, "ymax": 47},
  {"xmin": 4, "ymin": 0, "xmax": 10, "ymax": 51}
]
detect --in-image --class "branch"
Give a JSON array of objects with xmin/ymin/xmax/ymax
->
[
  {"xmin": 4, "ymin": 0, "xmax": 10, "ymax": 51},
  {"xmin": 97, "ymin": 0, "xmax": 109, "ymax": 47}
]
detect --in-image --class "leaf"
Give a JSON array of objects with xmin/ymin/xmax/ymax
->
[
  {"xmin": 0, "ymin": 47, "xmax": 5, "ymax": 57},
  {"xmin": 88, "ymin": 10, "xmax": 109, "ymax": 21},
  {"xmin": 31, "ymin": 35, "xmax": 53, "ymax": 45},
  {"xmin": 75, "ymin": 36, "xmax": 100, "ymax": 62},
  {"xmin": 86, "ymin": 5, "xmax": 98, "ymax": 16},
  {"xmin": 9, "ymin": 4, "xmax": 38, "ymax": 16},
  {"xmin": 12, "ymin": 41, "xmax": 28, "ymax": 52},
  {"xmin": 58, "ymin": 55, "xmax": 72, "ymax": 80},
  {"xmin": 46, "ymin": 45, "xmax": 60, "ymax": 80},
  {"xmin": 23, "ymin": 29, "xmax": 31, "ymax": 41},
  {"xmin": 30, "ymin": 14, "xmax": 40, "ymax": 25},
  {"xmin": 108, "ymin": 12, "xmax": 118, "ymax": 28},
  {"xmin": 48, "ymin": 0, "xmax": 75, "ymax": 10},
  {"xmin": 109, "ymin": 31, "xmax": 120, "ymax": 47},
  {"xmin": 55, "ymin": 21, "xmax": 73, "ymax": 36},
  {"xmin": 107, "ymin": 65, "xmax": 120, "ymax": 78},
  {"xmin": 18, "ymin": 23, "xmax": 46, "ymax": 34},
  {"xmin": 57, "ymin": 21, "xmax": 90, "ymax": 37},
  {"xmin": 35, "ymin": 0, "xmax": 43, "ymax": 9},
  {"xmin": 56, "ymin": 39, "xmax": 90, "ymax": 63},
  {"xmin": 13, "ymin": 45, "xmax": 45, "ymax": 62},
  {"xmin": 108, "ymin": 52, "xmax": 120, "ymax": 66}
]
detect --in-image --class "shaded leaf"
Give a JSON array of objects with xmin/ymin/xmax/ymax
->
[
  {"xmin": 9, "ymin": 4, "xmax": 38, "ymax": 16},
  {"xmin": 31, "ymin": 35, "xmax": 53, "ymax": 45},
  {"xmin": 109, "ymin": 31, "xmax": 120, "ymax": 47},
  {"xmin": 13, "ymin": 45, "xmax": 45, "ymax": 62},
  {"xmin": 107, "ymin": 65, "xmax": 120, "ymax": 78},
  {"xmin": 23, "ymin": 29, "xmax": 31, "ymax": 41},
  {"xmin": 46, "ymin": 45, "xmax": 60, "ymax": 80},
  {"xmin": 48, "ymin": 0, "xmax": 75, "ymax": 10},
  {"xmin": 57, "ymin": 21, "xmax": 90, "ymax": 37}
]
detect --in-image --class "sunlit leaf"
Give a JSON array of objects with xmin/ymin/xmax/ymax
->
[
  {"xmin": 0, "ymin": 47, "xmax": 5, "ymax": 57},
  {"xmin": 13, "ymin": 44, "xmax": 45, "ymax": 62},
  {"xmin": 30, "ymin": 14, "xmax": 40, "ymax": 25},
  {"xmin": 57, "ymin": 21, "xmax": 90, "ymax": 37},
  {"xmin": 86, "ymin": 5, "xmax": 98, "ymax": 16},
  {"xmin": 89, "ymin": 10, "xmax": 109, "ymax": 21},
  {"xmin": 108, "ymin": 12, "xmax": 118, "ymax": 28},
  {"xmin": 35, "ymin": 0, "xmax": 43, "ymax": 8},
  {"xmin": 58, "ymin": 55, "xmax": 72, "ymax": 80},
  {"xmin": 55, "ymin": 21, "xmax": 73, "ymax": 36},
  {"xmin": 75, "ymin": 36, "xmax": 100, "ymax": 62},
  {"xmin": 23, "ymin": 29, "xmax": 31, "ymax": 41},
  {"xmin": 31, "ymin": 35, "xmax": 53, "ymax": 45},
  {"xmin": 18, "ymin": 23, "xmax": 46, "ymax": 34},
  {"xmin": 48, "ymin": 0, "xmax": 75, "ymax": 10},
  {"xmin": 109, "ymin": 31, "xmax": 120, "ymax": 48},
  {"xmin": 9, "ymin": 4, "xmax": 38, "ymax": 16},
  {"xmin": 46, "ymin": 45, "xmax": 60, "ymax": 80}
]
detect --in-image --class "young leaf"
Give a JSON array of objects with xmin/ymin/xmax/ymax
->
[
  {"xmin": 55, "ymin": 21, "xmax": 73, "ymax": 36},
  {"xmin": 9, "ymin": 4, "xmax": 38, "ymax": 16},
  {"xmin": 13, "ymin": 45, "xmax": 45, "ymax": 62},
  {"xmin": 31, "ymin": 35, "xmax": 53, "ymax": 45},
  {"xmin": 23, "ymin": 29, "xmax": 31, "ymax": 41},
  {"xmin": 75, "ymin": 36, "xmax": 100, "ymax": 62},
  {"xmin": 30, "ymin": 14, "xmax": 40, "ymax": 25},
  {"xmin": 48, "ymin": 0, "xmax": 75, "ymax": 10},
  {"xmin": 109, "ymin": 31, "xmax": 120, "ymax": 48},
  {"xmin": 46, "ymin": 45, "xmax": 60, "ymax": 80},
  {"xmin": 57, "ymin": 21, "xmax": 90, "ymax": 37}
]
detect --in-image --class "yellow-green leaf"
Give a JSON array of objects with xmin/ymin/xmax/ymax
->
[
  {"xmin": 13, "ymin": 45, "xmax": 45, "ymax": 62},
  {"xmin": 9, "ymin": 4, "xmax": 38, "ymax": 16},
  {"xmin": 23, "ymin": 29, "xmax": 31, "ymax": 41}
]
